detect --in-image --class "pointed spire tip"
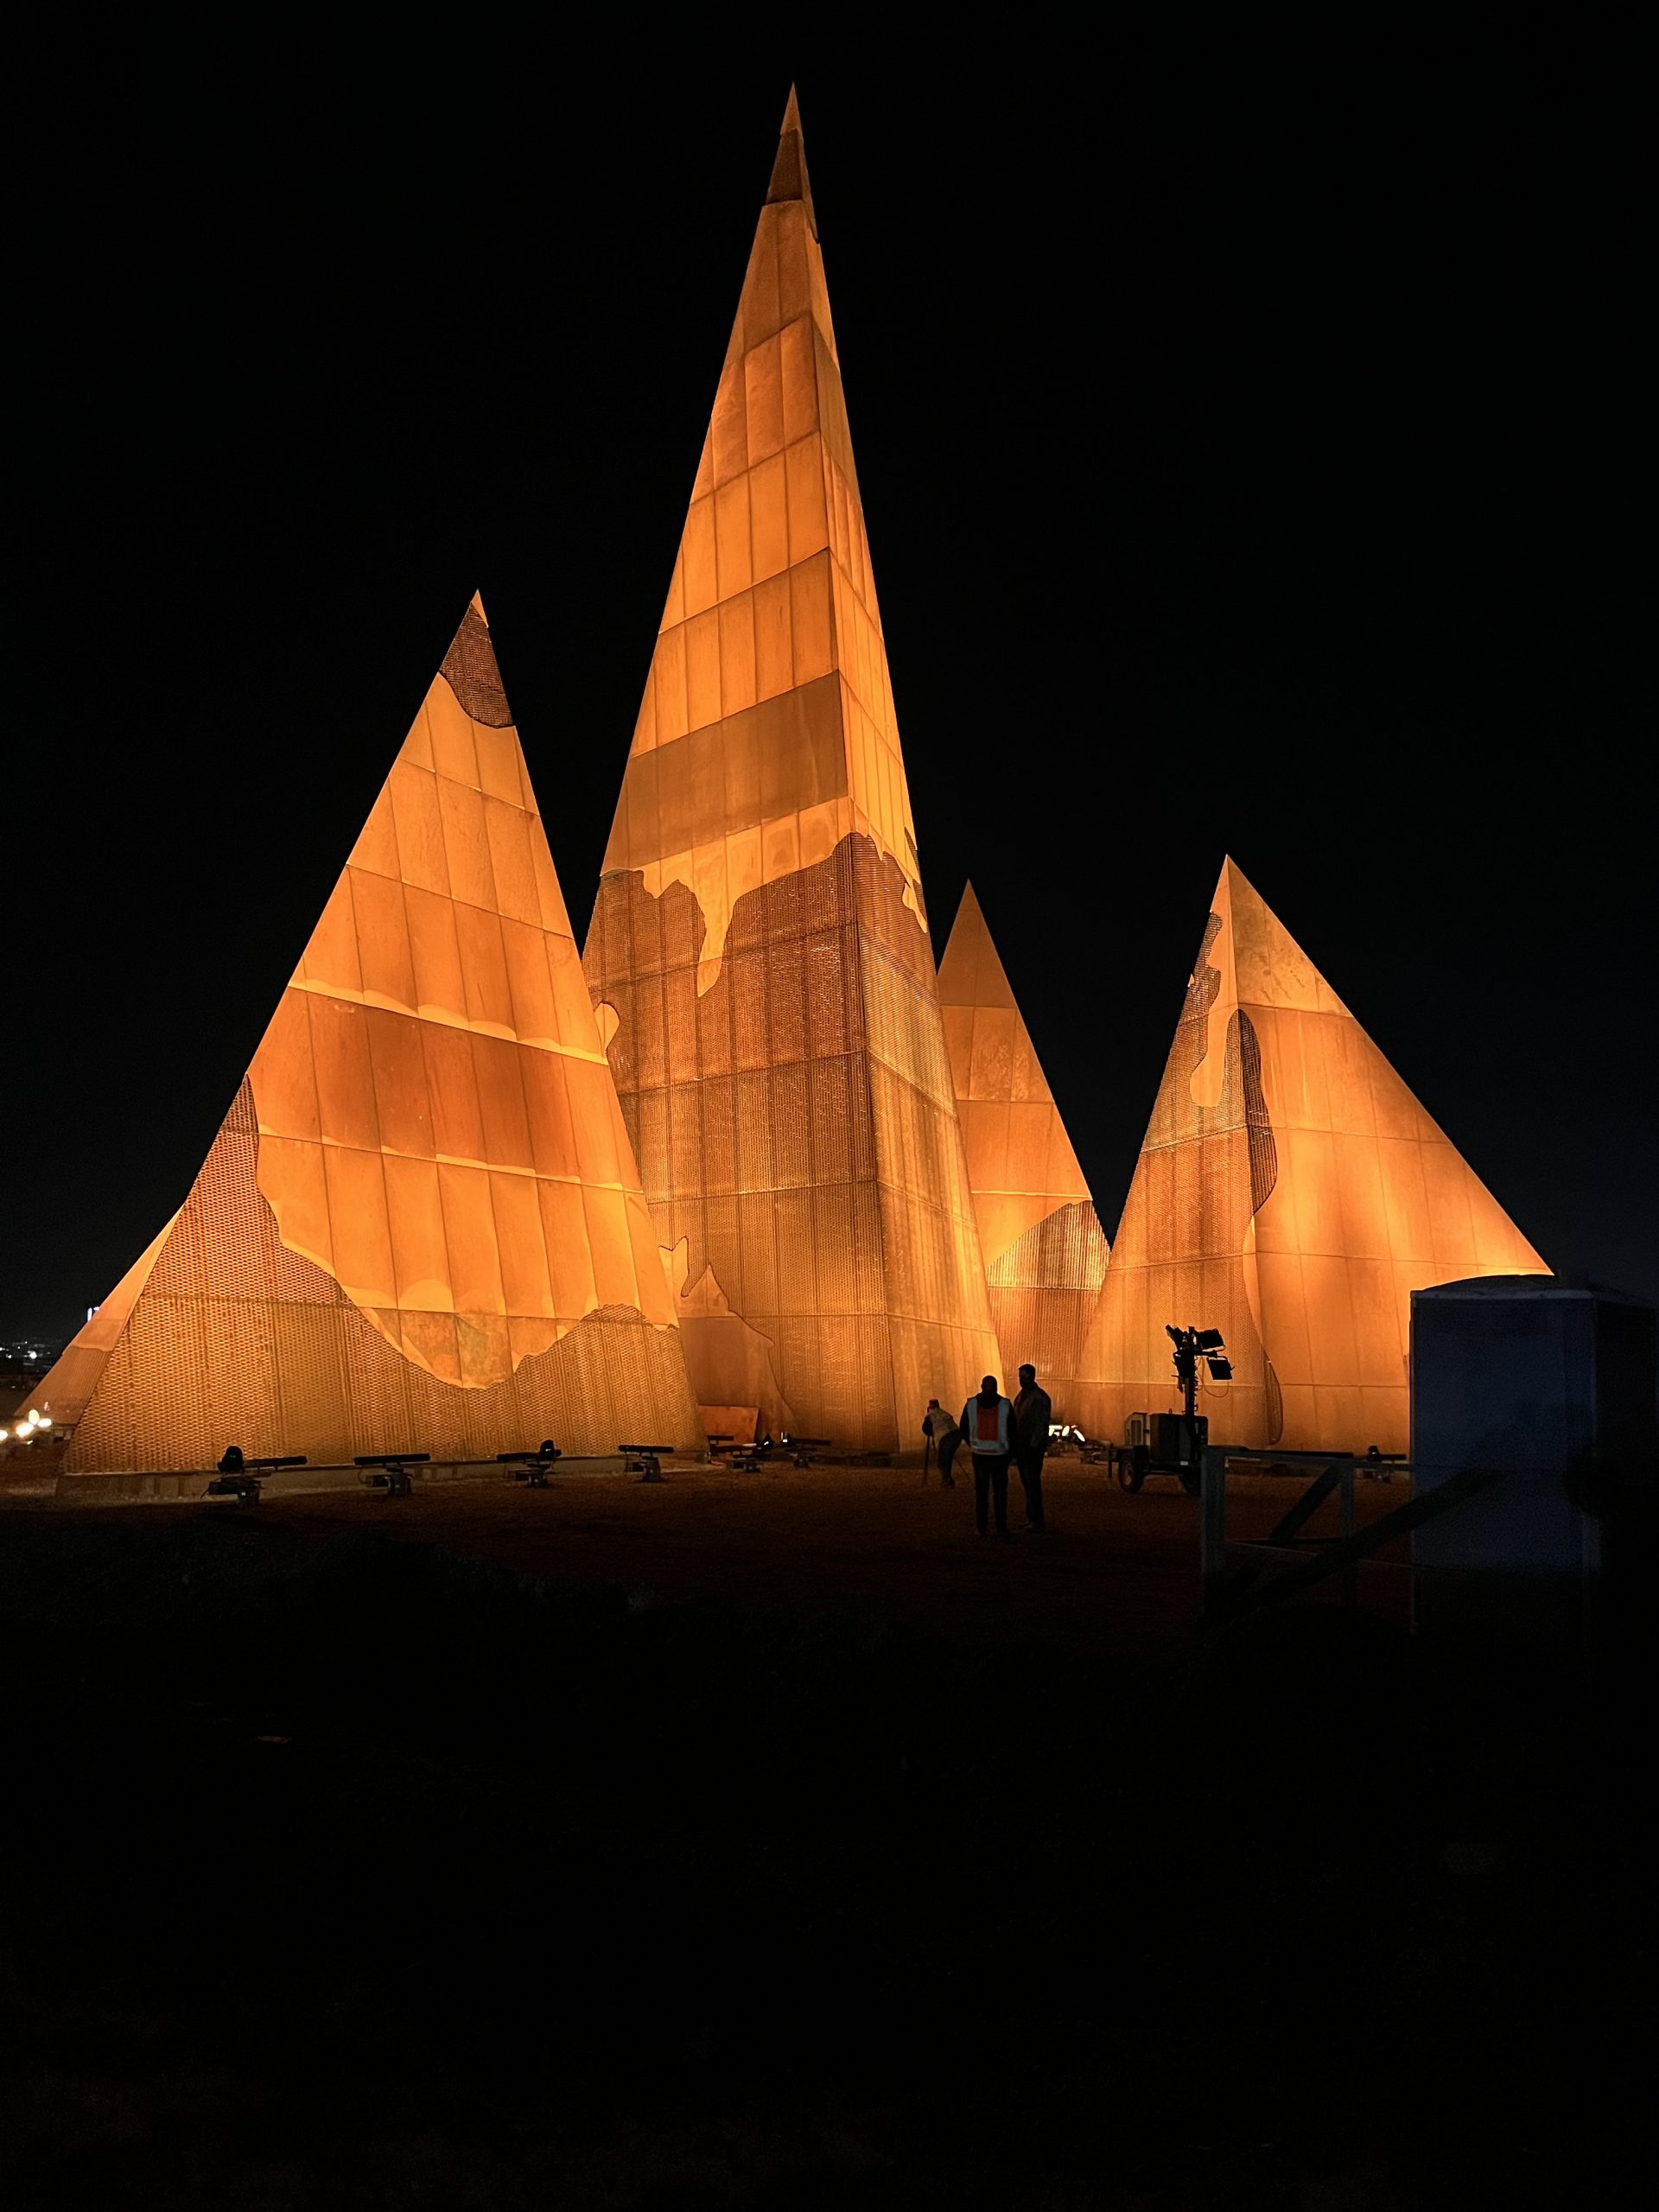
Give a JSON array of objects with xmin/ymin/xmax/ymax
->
[{"xmin": 766, "ymin": 83, "xmax": 817, "ymax": 234}]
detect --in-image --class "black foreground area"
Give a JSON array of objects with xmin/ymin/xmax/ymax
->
[{"xmin": 0, "ymin": 1511, "xmax": 1649, "ymax": 2210}]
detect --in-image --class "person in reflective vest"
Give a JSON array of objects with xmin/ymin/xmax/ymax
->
[{"xmin": 957, "ymin": 1376, "xmax": 1017, "ymax": 1540}]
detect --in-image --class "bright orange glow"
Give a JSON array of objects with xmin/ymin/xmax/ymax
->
[
  {"xmin": 582, "ymin": 91, "xmax": 1000, "ymax": 1447},
  {"xmin": 1076, "ymin": 858, "xmax": 1548, "ymax": 1454},
  {"xmin": 937, "ymin": 885, "xmax": 1109, "ymax": 1419},
  {"xmin": 38, "ymin": 597, "xmax": 699, "ymax": 1471}
]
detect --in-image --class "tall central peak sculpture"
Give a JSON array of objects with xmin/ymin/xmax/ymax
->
[
  {"xmin": 583, "ymin": 90, "xmax": 1001, "ymax": 1448},
  {"xmin": 38, "ymin": 596, "xmax": 698, "ymax": 1471}
]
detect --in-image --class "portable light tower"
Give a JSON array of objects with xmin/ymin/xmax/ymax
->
[{"xmin": 1164, "ymin": 1325, "xmax": 1233, "ymax": 1429}]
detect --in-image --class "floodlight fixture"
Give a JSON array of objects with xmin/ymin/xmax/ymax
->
[
  {"xmin": 1206, "ymin": 1357, "xmax": 1233, "ymax": 1381},
  {"xmin": 1195, "ymin": 1328, "xmax": 1225, "ymax": 1351},
  {"xmin": 354, "ymin": 1451, "xmax": 428, "ymax": 1498}
]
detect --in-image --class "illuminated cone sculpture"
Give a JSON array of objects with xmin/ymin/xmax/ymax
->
[
  {"xmin": 583, "ymin": 91, "xmax": 1000, "ymax": 1447},
  {"xmin": 937, "ymin": 884, "xmax": 1109, "ymax": 1419},
  {"xmin": 38, "ymin": 598, "xmax": 699, "ymax": 1471},
  {"xmin": 1076, "ymin": 857, "xmax": 1548, "ymax": 1455}
]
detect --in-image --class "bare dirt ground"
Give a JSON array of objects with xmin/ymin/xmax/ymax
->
[
  {"xmin": 0, "ymin": 1462, "xmax": 1643, "ymax": 2210},
  {"xmin": 134, "ymin": 1454, "xmax": 1412, "ymax": 1653}
]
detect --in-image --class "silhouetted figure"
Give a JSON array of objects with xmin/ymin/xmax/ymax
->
[
  {"xmin": 959, "ymin": 1376, "xmax": 1017, "ymax": 1538},
  {"xmin": 922, "ymin": 1399, "xmax": 963, "ymax": 1488},
  {"xmin": 1013, "ymin": 1364, "xmax": 1052, "ymax": 1532},
  {"xmin": 217, "ymin": 1446, "xmax": 245, "ymax": 1476}
]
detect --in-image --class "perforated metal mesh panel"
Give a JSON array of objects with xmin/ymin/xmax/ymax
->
[
  {"xmin": 68, "ymin": 1084, "xmax": 693, "ymax": 1472},
  {"xmin": 441, "ymin": 602, "xmax": 514, "ymax": 727},
  {"xmin": 588, "ymin": 829, "xmax": 998, "ymax": 1448}
]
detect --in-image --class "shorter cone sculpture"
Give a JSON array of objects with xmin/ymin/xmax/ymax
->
[
  {"xmin": 36, "ymin": 598, "xmax": 698, "ymax": 1471},
  {"xmin": 1077, "ymin": 859, "xmax": 1547, "ymax": 1454},
  {"xmin": 938, "ymin": 886, "xmax": 1108, "ymax": 1415}
]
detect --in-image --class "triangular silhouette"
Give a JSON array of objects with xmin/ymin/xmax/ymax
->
[
  {"xmin": 37, "ymin": 597, "xmax": 698, "ymax": 1471},
  {"xmin": 937, "ymin": 885, "xmax": 1109, "ymax": 1416},
  {"xmin": 583, "ymin": 93, "xmax": 1000, "ymax": 1446},
  {"xmin": 766, "ymin": 86, "xmax": 817, "ymax": 234},
  {"xmin": 1077, "ymin": 858, "xmax": 1548, "ymax": 1454}
]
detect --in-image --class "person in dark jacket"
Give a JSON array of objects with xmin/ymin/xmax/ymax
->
[
  {"xmin": 958, "ymin": 1376, "xmax": 1017, "ymax": 1538},
  {"xmin": 1013, "ymin": 1363, "xmax": 1052, "ymax": 1531},
  {"xmin": 922, "ymin": 1399, "xmax": 962, "ymax": 1488}
]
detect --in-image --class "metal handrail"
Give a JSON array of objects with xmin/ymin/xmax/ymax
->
[{"xmin": 1200, "ymin": 1447, "xmax": 1507, "ymax": 1622}]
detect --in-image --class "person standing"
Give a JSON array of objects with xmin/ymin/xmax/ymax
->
[
  {"xmin": 1013, "ymin": 1363, "xmax": 1052, "ymax": 1532},
  {"xmin": 959, "ymin": 1375, "xmax": 1017, "ymax": 1539},
  {"xmin": 922, "ymin": 1399, "xmax": 962, "ymax": 1489}
]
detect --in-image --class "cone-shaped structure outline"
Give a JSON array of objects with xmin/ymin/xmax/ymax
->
[
  {"xmin": 937, "ymin": 884, "xmax": 1109, "ymax": 1414},
  {"xmin": 36, "ymin": 596, "xmax": 699, "ymax": 1471},
  {"xmin": 582, "ymin": 92, "xmax": 1001, "ymax": 1446},
  {"xmin": 766, "ymin": 86, "xmax": 817, "ymax": 235},
  {"xmin": 1076, "ymin": 857, "xmax": 1548, "ymax": 1454}
]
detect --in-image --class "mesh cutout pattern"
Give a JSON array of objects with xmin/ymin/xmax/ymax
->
[
  {"xmin": 587, "ymin": 832, "xmax": 999, "ymax": 1447},
  {"xmin": 1235, "ymin": 1009, "xmax": 1280, "ymax": 1218},
  {"xmin": 67, "ymin": 1080, "xmax": 696, "ymax": 1472},
  {"xmin": 440, "ymin": 606, "xmax": 513, "ymax": 727}
]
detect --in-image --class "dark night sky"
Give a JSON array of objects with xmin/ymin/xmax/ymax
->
[{"xmin": 6, "ymin": 25, "xmax": 1653, "ymax": 1338}]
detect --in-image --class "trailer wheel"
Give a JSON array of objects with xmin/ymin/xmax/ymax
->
[{"xmin": 1116, "ymin": 1446, "xmax": 1147, "ymax": 1494}]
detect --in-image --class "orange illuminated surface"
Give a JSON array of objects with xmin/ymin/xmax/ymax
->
[
  {"xmin": 39, "ymin": 597, "xmax": 698, "ymax": 1471},
  {"xmin": 1076, "ymin": 858, "xmax": 1548, "ymax": 1454},
  {"xmin": 937, "ymin": 885, "xmax": 1109, "ymax": 1418},
  {"xmin": 583, "ymin": 91, "xmax": 1000, "ymax": 1447}
]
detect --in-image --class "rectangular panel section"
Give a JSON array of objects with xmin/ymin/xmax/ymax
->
[
  {"xmin": 383, "ymin": 1153, "xmax": 453, "ymax": 1313},
  {"xmin": 308, "ymin": 995, "xmax": 381, "ymax": 1153},
  {"xmin": 436, "ymin": 1163, "xmax": 506, "ymax": 1315},
  {"xmin": 350, "ymin": 868, "xmax": 417, "ymax": 1012}
]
